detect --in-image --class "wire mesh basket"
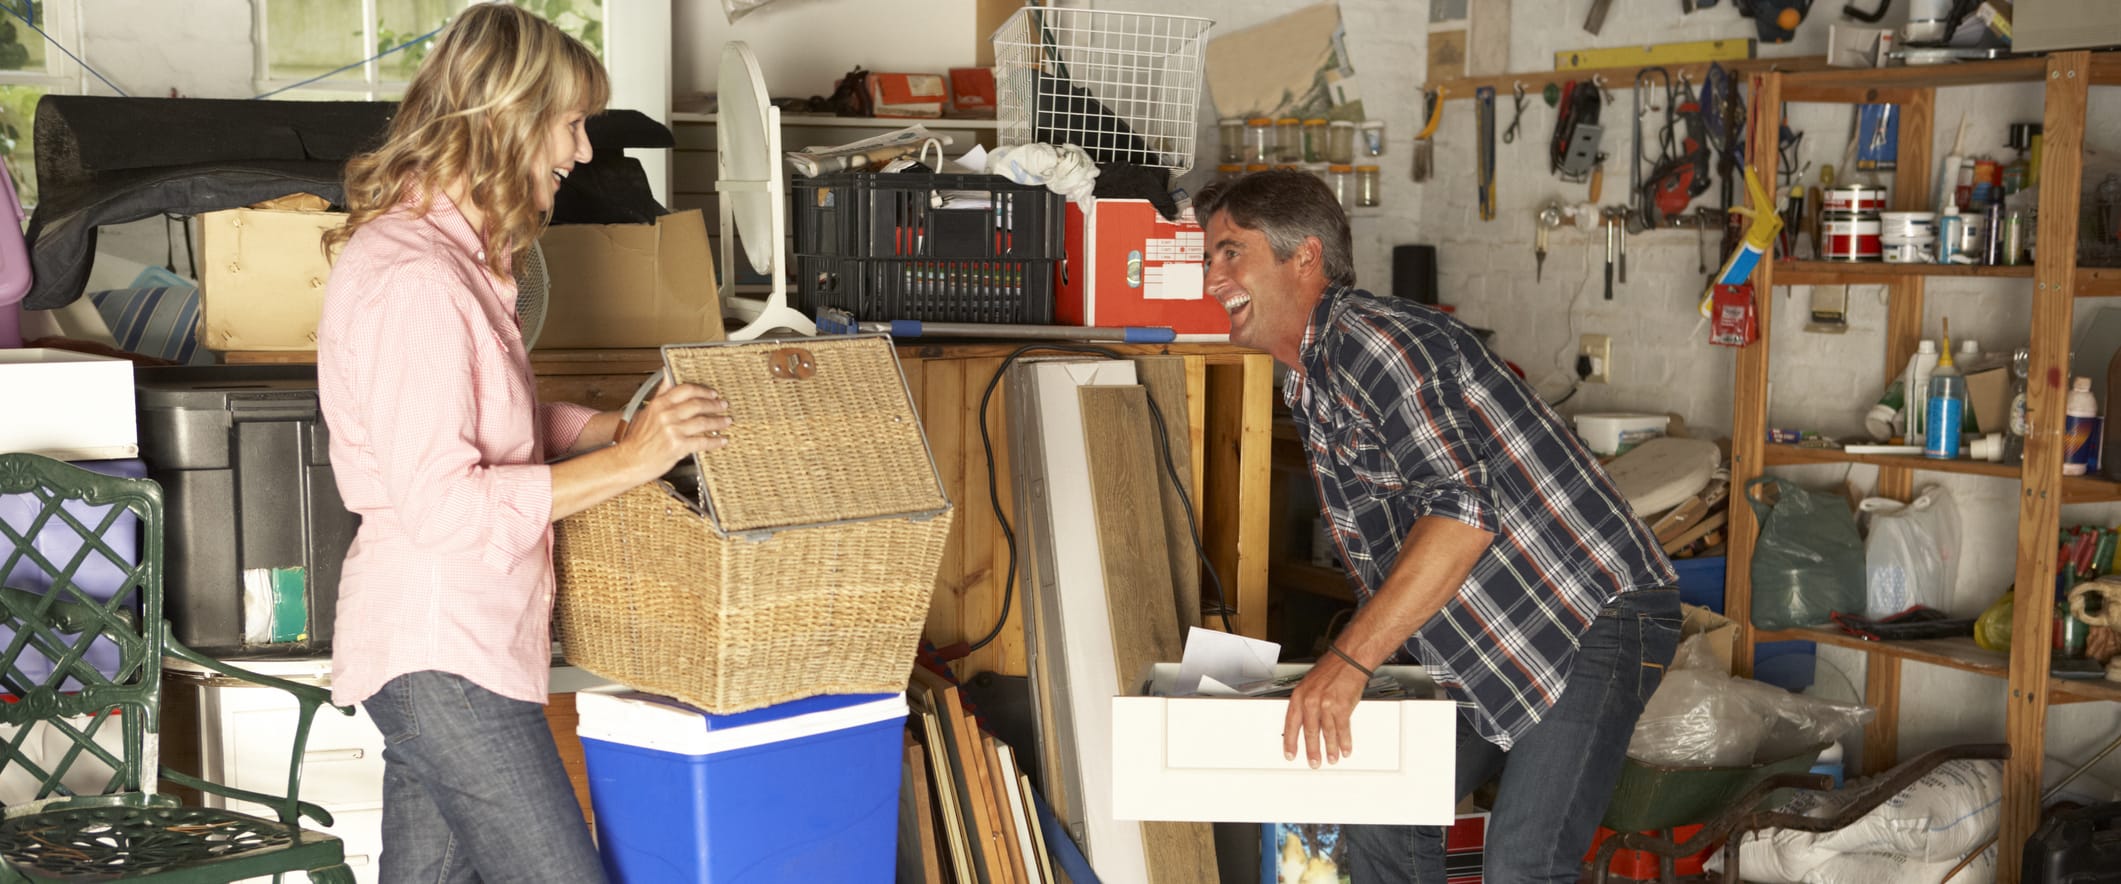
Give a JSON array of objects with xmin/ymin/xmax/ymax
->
[{"xmin": 993, "ymin": 5, "xmax": 1212, "ymax": 175}]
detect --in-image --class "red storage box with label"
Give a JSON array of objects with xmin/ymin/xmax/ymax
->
[{"xmin": 1057, "ymin": 199, "xmax": 1228, "ymax": 335}]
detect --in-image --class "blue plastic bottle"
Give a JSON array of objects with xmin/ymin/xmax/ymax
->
[{"xmin": 1923, "ymin": 338, "xmax": 1967, "ymax": 459}]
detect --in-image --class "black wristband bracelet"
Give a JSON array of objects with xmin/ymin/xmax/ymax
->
[{"xmin": 1326, "ymin": 642, "xmax": 1374, "ymax": 679}]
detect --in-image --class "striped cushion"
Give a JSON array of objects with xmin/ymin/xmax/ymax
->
[{"xmin": 87, "ymin": 267, "xmax": 208, "ymax": 364}]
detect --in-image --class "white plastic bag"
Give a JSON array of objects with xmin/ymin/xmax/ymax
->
[
  {"xmin": 1707, "ymin": 761, "xmax": 2002, "ymax": 883},
  {"xmin": 1860, "ymin": 486, "xmax": 1962, "ymax": 618},
  {"xmin": 1629, "ymin": 635, "xmax": 1874, "ymax": 767},
  {"xmin": 721, "ymin": 0, "xmax": 783, "ymax": 22}
]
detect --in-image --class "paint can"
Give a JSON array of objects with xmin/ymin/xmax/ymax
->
[
  {"xmin": 1822, "ymin": 211, "xmax": 1883, "ymax": 261},
  {"xmin": 1822, "ymin": 184, "xmax": 1888, "ymax": 214}
]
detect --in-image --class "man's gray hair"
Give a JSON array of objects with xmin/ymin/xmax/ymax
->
[{"xmin": 1193, "ymin": 169, "xmax": 1356, "ymax": 288}]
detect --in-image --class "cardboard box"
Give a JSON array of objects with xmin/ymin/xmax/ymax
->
[
  {"xmin": 1964, "ymin": 364, "xmax": 2011, "ymax": 436},
  {"xmin": 1057, "ymin": 199, "xmax": 1229, "ymax": 336},
  {"xmin": 1110, "ymin": 663, "xmax": 1457, "ymax": 825},
  {"xmin": 536, "ymin": 210, "xmax": 723, "ymax": 349},
  {"xmin": 197, "ymin": 208, "xmax": 345, "ymax": 352},
  {"xmin": 0, "ymin": 349, "xmax": 137, "ymax": 460}
]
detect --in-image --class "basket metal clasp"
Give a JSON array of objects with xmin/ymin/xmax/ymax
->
[{"xmin": 767, "ymin": 347, "xmax": 816, "ymax": 379}]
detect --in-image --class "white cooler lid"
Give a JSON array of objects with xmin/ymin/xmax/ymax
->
[{"xmin": 575, "ymin": 689, "xmax": 906, "ymax": 756}]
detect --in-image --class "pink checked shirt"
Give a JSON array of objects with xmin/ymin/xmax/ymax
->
[{"xmin": 317, "ymin": 193, "xmax": 596, "ymax": 707}]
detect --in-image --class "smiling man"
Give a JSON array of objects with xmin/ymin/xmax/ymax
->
[{"xmin": 1194, "ymin": 170, "xmax": 1682, "ymax": 884}]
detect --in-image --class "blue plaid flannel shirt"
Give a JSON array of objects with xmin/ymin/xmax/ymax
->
[{"xmin": 1289, "ymin": 287, "xmax": 1677, "ymax": 748}]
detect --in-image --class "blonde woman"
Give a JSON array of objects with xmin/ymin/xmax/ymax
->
[{"xmin": 317, "ymin": 5, "xmax": 730, "ymax": 880}]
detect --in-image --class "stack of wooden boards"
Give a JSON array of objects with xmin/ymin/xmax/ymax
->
[{"xmin": 894, "ymin": 355, "xmax": 1223, "ymax": 884}]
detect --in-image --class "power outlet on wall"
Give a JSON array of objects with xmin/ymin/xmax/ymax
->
[{"xmin": 1579, "ymin": 334, "xmax": 1612, "ymax": 384}]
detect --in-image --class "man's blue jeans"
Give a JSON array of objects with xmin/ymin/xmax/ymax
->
[
  {"xmin": 364, "ymin": 670, "xmax": 609, "ymax": 884},
  {"xmin": 1345, "ymin": 587, "xmax": 1682, "ymax": 884}
]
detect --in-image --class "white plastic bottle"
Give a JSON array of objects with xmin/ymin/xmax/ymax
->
[
  {"xmin": 1906, "ymin": 339, "xmax": 1940, "ymax": 445},
  {"xmin": 2065, "ymin": 377, "xmax": 2102, "ymax": 476}
]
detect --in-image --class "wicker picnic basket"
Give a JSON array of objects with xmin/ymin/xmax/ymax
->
[{"xmin": 554, "ymin": 334, "xmax": 952, "ymax": 713}]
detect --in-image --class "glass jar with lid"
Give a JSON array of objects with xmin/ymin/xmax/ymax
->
[
  {"xmin": 1243, "ymin": 163, "xmax": 1271, "ymax": 177},
  {"xmin": 1276, "ymin": 117, "xmax": 1303, "ymax": 162},
  {"xmin": 1355, "ymin": 164, "xmax": 1382, "ymax": 207},
  {"xmin": 1216, "ymin": 163, "xmax": 1244, "ymax": 183},
  {"xmin": 1245, "ymin": 118, "xmax": 1274, "ymax": 164},
  {"xmin": 1326, "ymin": 163, "xmax": 1355, "ymax": 208},
  {"xmin": 1219, "ymin": 118, "xmax": 1246, "ymax": 164},
  {"xmin": 1327, "ymin": 121, "xmax": 1357, "ymax": 164},
  {"xmin": 1302, "ymin": 119, "xmax": 1329, "ymax": 163}
]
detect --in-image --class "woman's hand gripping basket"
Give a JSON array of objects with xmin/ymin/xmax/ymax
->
[{"xmin": 555, "ymin": 335, "xmax": 952, "ymax": 713}]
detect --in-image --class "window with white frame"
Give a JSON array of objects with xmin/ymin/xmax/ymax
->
[
  {"xmin": 252, "ymin": 0, "xmax": 605, "ymax": 100},
  {"xmin": 0, "ymin": 0, "xmax": 82, "ymax": 210}
]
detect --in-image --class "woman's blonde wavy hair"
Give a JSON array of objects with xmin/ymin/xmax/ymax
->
[{"xmin": 324, "ymin": 3, "xmax": 608, "ymax": 279}]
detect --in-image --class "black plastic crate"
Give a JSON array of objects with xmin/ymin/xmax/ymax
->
[{"xmin": 793, "ymin": 171, "xmax": 1063, "ymax": 324}]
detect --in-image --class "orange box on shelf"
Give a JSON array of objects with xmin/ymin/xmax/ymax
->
[
  {"xmin": 865, "ymin": 72, "xmax": 946, "ymax": 118},
  {"xmin": 1056, "ymin": 199, "xmax": 1229, "ymax": 336}
]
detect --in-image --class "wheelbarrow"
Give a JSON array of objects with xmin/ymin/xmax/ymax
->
[{"xmin": 1587, "ymin": 742, "xmax": 2012, "ymax": 884}]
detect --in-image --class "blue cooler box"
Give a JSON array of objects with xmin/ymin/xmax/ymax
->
[{"xmin": 576, "ymin": 690, "xmax": 906, "ymax": 883}]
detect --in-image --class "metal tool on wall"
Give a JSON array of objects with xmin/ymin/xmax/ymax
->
[
  {"xmin": 1503, "ymin": 82, "xmax": 1527, "ymax": 144},
  {"xmin": 1602, "ymin": 207, "xmax": 1621, "ymax": 300},
  {"xmin": 1413, "ymin": 88, "xmax": 1441, "ymax": 182},
  {"xmin": 1550, "ymin": 79, "xmax": 1605, "ymax": 188},
  {"xmin": 1536, "ymin": 201, "xmax": 1563, "ymax": 281},
  {"xmin": 1629, "ymin": 67, "xmax": 1672, "ymax": 234},
  {"xmin": 1476, "ymin": 86, "xmax": 1498, "ymax": 221}
]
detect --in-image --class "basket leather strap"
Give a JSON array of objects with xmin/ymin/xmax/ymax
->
[{"xmin": 613, "ymin": 369, "xmax": 665, "ymax": 443}]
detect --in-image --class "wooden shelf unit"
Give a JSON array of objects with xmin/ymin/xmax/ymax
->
[
  {"xmin": 1760, "ymin": 444, "xmax": 2121, "ymax": 504},
  {"xmin": 1727, "ymin": 52, "xmax": 2110, "ymax": 882},
  {"xmin": 1757, "ymin": 627, "xmax": 2121, "ymax": 705},
  {"xmin": 1770, "ymin": 260, "xmax": 2121, "ymax": 295}
]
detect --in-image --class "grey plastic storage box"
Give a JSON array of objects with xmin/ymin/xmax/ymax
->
[{"xmin": 134, "ymin": 365, "xmax": 356, "ymax": 656}]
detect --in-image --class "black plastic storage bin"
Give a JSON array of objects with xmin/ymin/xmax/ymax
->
[
  {"xmin": 793, "ymin": 171, "xmax": 1064, "ymax": 324},
  {"xmin": 134, "ymin": 365, "xmax": 357, "ymax": 657}
]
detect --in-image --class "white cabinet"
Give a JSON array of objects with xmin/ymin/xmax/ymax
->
[{"xmin": 169, "ymin": 657, "xmax": 385, "ymax": 884}]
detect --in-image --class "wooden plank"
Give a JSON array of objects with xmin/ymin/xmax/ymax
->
[
  {"xmin": 2079, "ymin": 267, "xmax": 2121, "ymax": 297},
  {"xmin": 1852, "ymin": 83, "xmax": 1930, "ymax": 777},
  {"xmin": 1772, "ymin": 259, "xmax": 2034, "ymax": 286},
  {"xmin": 982, "ymin": 732, "xmax": 1031, "ymax": 884},
  {"xmin": 1205, "ymin": 365, "xmax": 1244, "ymax": 635},
  {"xmin": 1860, "ymin": 655, "xmax": 1902, "ymax": 776},
  {"xmin": 541, "ymin": 693, "xmax": 594, "ymax": 827},
  {"xmin": 1235, "ymin": 353, "xmax": 1276, "ymax": 640},
  {"xmin": 1777, "ymin": 84, "xmax": 1923, "ymax": 105},
  {"xmin": 925, "ymin": 361, "xmax": 974, "ymax": 659},
  {"xmin": 904, "ymin": 736, "xmax": 948, "ymax": 884},
  {"xmin": 910, "ymin": 685, "xmax": 978, "ymax": 884},
  {"xmin": 912, "ymin": 670, "xmax": 999, "ymax": 884},
  {"xmin": 1079, "ymin": 385, "xmax": 1221, "ymax": 884},
  {"xmin": 1726, "ymin": 69, "xmax": 1783, "ymax": 679},
  {"xmin": 2003, "ymin": 50, "xmax": 2093, "ymax": 884},
  {"xmin": 1436, "ymin": 54, "xmax": 1836, "ymax": 102},
  {"xmin": 1132, "ymin": 357, "xmax": 1204, "ymax": 634}
]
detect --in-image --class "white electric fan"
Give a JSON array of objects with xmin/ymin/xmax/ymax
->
[{"xmin": 717, "ymin": 41, "xmax": 813, "ymax": 339}]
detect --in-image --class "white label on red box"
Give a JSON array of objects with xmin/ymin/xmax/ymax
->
[{"xmin": 1145, "ymin": 264, "xmax": 1204, "ymax": 301}]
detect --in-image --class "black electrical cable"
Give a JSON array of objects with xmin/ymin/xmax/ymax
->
[{"xmin": 964, "ymin": 344, "xmax": 1236, "ymax": 654}]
